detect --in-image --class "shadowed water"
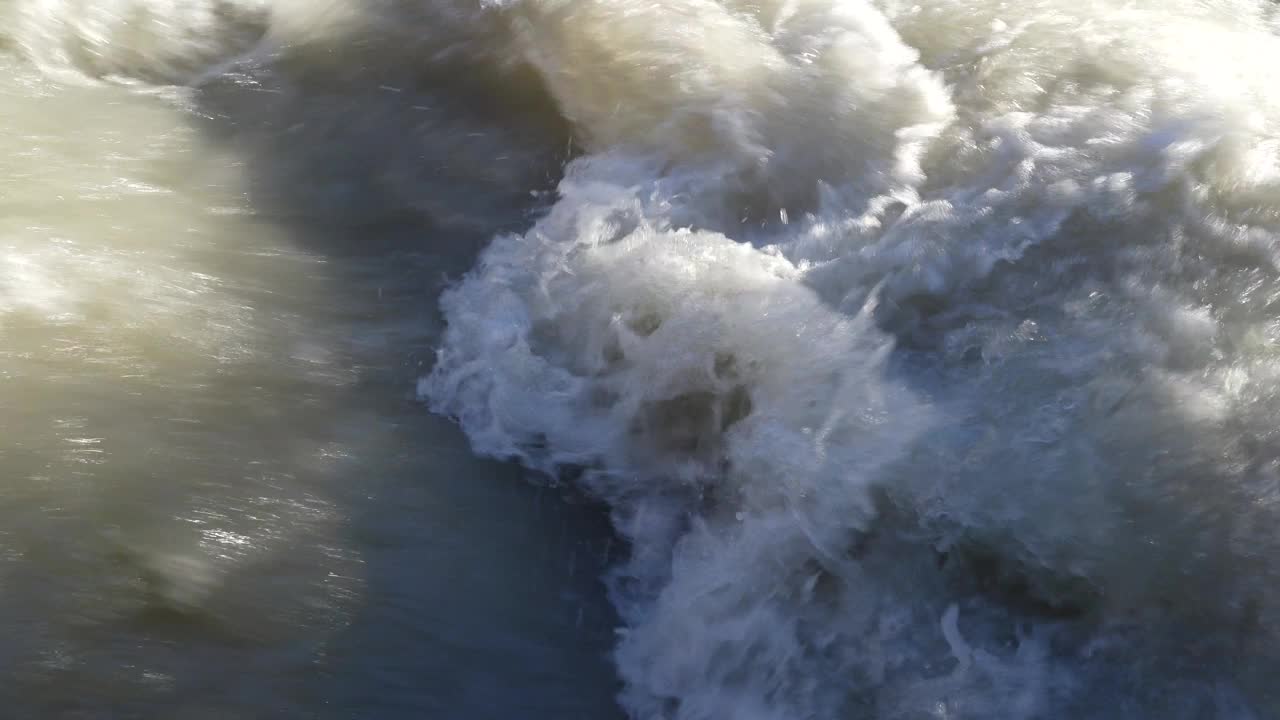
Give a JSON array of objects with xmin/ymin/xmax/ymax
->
[{"xmin": 0, "ymin": 16, "xmax": 622, "ymax": 718}]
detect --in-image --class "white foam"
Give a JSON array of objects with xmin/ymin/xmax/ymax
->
[{"xmin": 426, "ymin": 0, "xmax": 1280, "ymax": 716}]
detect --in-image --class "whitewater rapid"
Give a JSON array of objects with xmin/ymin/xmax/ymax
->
[
  {"xmin": 7, "ymin": 0, "xmax": 1280, "ymax": 717},
  {"xmin": 423, "ymin": 1, "xmax": 1280, "ymax": 718}
]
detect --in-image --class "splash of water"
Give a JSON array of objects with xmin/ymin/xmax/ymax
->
[{"xmin": 423, "ymin": 1, "xmax": 1280, "ymax": 717}]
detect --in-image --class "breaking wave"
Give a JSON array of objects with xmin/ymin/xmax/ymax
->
[{"xmin": 423, "ymin": 1, "xmax": 1280, "ymax": 718}]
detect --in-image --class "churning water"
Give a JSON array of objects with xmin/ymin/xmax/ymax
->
[
  {"xmin": 0, "ymin": 2, "xmax": 619, "ymax": 718},
  {"xmin": 5, "ymin": 1, "xmax": 1280, "ymax": 718}
]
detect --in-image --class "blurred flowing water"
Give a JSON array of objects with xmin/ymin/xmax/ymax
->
[{"xmin": 0, "ymin": 5, "xmax": 620, "ymax": 718}]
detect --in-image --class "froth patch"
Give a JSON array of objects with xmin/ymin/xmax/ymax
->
[{"xmin": 417, "ymin": 0, "xmax": 1280, "ymax": 716}]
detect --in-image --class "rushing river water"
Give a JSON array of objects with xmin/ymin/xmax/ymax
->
[
  {"xmin": 0, "ymin": 5, "xmax": 622, "ymax": 718},
  {"xmin": 7, "ymin": 1, "xmax": 1280, "ymax": 718}
]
